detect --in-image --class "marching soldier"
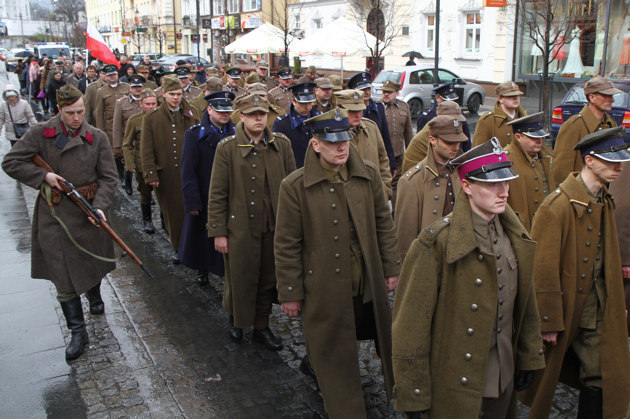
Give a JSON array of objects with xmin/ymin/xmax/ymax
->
[
  {"xmin": 2, "ymin": 85, "xmax": 118, "ymax": 361},
  {"xmin": 504, "ymin": 112, "xmax": 555, "ymax": 231},
  {"xmin": 255, "ymin": 61, "xmax": 276, "ymax": 91},
  {"xmin": 190, "ymin": 76, "xmax": 223, "ymax": 115},
  {"xmin": 297, "ymin": 65, "xmax": 318, "ymax": 83},
  {"xmin": 610, "ymin": 165, "xmax": 630, "ymax": 333},
  {"xmin": 112, "ymin": 74, "xmax": 146, "ymax": 195},
  {"xmin": 269, "ymin": 67, "xmax": 293, "ymax": 113},
  {"xmin": 314, "ymin": 77, "xmax": 336, "ymax": 113},
  {"xmin": 83, "ymin": 67, "xmax": 106, "ymax": 125},
  {"xmin": 472, "ymin": 81, "xmax": 527, "ymax": 147},
  {"xmin": 552, "ymin": 76, "xmax": 620, "ymax": 184},
  {"xmin": 329, "ymin": 75, "xmax": 343, "ymax": 91},
  {"xmin": 522, "ymin": 127, "xmax": 630, "ymax": 419},
  {"xmin": 140, "ymin": 76, "xmax": 200, "ymax": 260},
  {"xmin": 275, "ymin": 109, "xmax": 400, "ymax": 417},
  {"xmin": 179, "ymin": 91, "xmax": 236, "ymax": 285},
  {"xmin": 94, "ymin": 64, "xmax": 130, "ymax": 184},
  {"xmin": 393, "ymin": 138, "xmax": 545, "ymax": 418},
  {"xmin": 207, "ymin": 93, "xmax": 296, "ymax": 350},
  {"xmin": 272, "ymin": 82, "xmax": 320, "ymax": 168},
  {"xmin": 175, "ymin": 66, "xmax": 202, "ymax": 103},
  {"xmin": 335, "ymin": 89, "xmax": 393, "ymax": 199},
  {"xmin": 122, "ymin": 88, "xmax": 158, "ymax": 234},
  {"xmin": 394, "ymin": 115, "xmax": 465, "ymax": 260},
  {"xmin": 230, "ymin": 83, "xmax": 285, "ymax": 130},
  {"xmin": 224, "ymin": 67, "xmax": 246, "ymax": 96},
  {"xmin": 136, "ymin": 64, "xmax": 158, "ymax": 90},
  {"xmin": 416, "ymin": 82, "xmax": 466, "ymax": 136}
]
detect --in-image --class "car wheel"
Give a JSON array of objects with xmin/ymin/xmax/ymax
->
[
  {"xmin": 408, "ymin": 98, "xmax": 423, "ymax": 119},
  {"xmin": 467, "ymin": 93, "xmax": 482, "ymax": 114}
]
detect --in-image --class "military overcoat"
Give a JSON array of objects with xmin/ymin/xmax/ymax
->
[
  {"xmin": 402, "ymin": 124, "xmax": 430, "ymax": 174},
  {"xmin": 392, "ymin": 192, "xmax": 545, "ymax": 417},
  {"xmin": 271, "ymin": 104, "xmax": 320, "ymax": 168},
  {"xmin": 363, "ymin": 99, "xmax": 396, "ymax": 171},
  {"xmin": 94, "ymin": 83, "xmax": 130, "ymax": 147},
  {"xmin": 551, "ymin": 105, "xmax": 617, "ymax": 184},
  {"xmin": 521, "ymin": 174, "xmax": 630, "ymax": 419},
  {"xmin": 207, "ymin": 124, "xmax": 296, "ymax": 327},
  {"xmin": 268, "ymin": 86, "xmax": 293, "ymax": 113},
  {"xmin": 275, "ymin": 145, "xmax": 400, "ymax": 417},
  {"xmin": 1, "ymin": 115, "xmax": 118, "ymax": 295},
  {"xmin": 472, "ymin": 102, "xmax": 527, "ymax": 147},
  {"xmin": 111, "ymin": 94, "xmax": 141, "ymax": 150},
  {"xmin": 83, "ymin": 79, "xmax": 104, "ymax": 125},
  {"xmin": 140, "ymin": 100, "xmax": 200, "ymax": 251},
  {"xmin": 122, "ymin": 112, "xmax": 144, "ymax": 172},
  {"xmin": 504, "ymin": 139, "xmax": 555, "ymax": 231},
  {"xmin": 351, "ymin": 118, "xmax": 393, "ymax": 198},
  {"xmin": 394, "ymin": 144, "xmax": 461, "ymax": 261}
]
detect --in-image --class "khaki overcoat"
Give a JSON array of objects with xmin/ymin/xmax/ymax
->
[
  {"xmin": 504, "ymin": 139, "xmax": 555, "ymax": 231},
  {"xmin": 402, "ymin": 124, "xmax": 430, "ymax": 174},
  {"xmin": 521, "ymin": 174, "xmax": 630, "ymax": 419},
  {"xmin": 83, "ymin": 79, "xmax": 104, "ymax": 125},
  {"xmin": 1, "ymin": 114, "xmax": 117, "ymax": 295},
  {"xmin": 551, "ymin": 105, "xmax": 617, "ymax": 184},
  {"xmin": 275, "ymin": 144, "xmax": 399, "ymax": 417},
  {"xmin": 609, "ymin": 164, "xmax": 630, "ymax": 332},
  {"xmin": 189, "ymin": 91, "xmax": 208, "ymax": 116},
  {"xmin": 351, "ymin": 118, "xmax": 393, "ymax": 198},
  {"xmin": 472, "ymin": 102, "xmax": 527, "ymax": 147},
  {"xmin": 392, "ymin": 192, "xmax": 545, "ymax": 417},
  {"xmin": 268, "ymin": 86, "xmax": 293, "ymax": 113},
  {"xmin": 140, "ymin": 100, "xmax": 199, "ymax": 251},
  {"xmin": 94, "ymin": 83, "xmax": 130, "ymax": 147},
  {"xmin": 111, "ymin": 95, "xmax": 141, "ymax": 150},
  {"xmin": 207, "ymin": 124, "xmax": 296, "ymax": 327},
  {"xmin": 122, "ymin": 111, "xmax": 144, "ymax": 171},
  {"xmin": 395, "ymin": 144, "xmax": 461, "ymax": 261}
]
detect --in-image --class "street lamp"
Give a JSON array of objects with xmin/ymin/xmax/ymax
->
[{"xmin": 134, "ymin": 7, "xmax": 140, "ymax": 54}]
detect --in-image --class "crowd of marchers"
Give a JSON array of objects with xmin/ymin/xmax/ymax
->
[{"xmin": 1, "ymin": 52, "xmax": 630, "ymax": 419}]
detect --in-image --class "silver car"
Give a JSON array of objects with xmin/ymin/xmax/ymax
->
[{"xmin": 371, "ymin": 66, "xmax": 486, "ymax": 118}]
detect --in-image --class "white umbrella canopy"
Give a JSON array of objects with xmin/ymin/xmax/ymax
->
[{"xmin": 224, "ymin": 23, "xmax": 291, "ymax": 54}]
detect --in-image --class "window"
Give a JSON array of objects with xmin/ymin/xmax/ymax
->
[
  {"xmin": 294, "ymin": 14, "xmax": 301, "ymax": 29},
  {"xmin": 437, "ymin": 70, "xmax": 457, "ymax": 84},
  {"xmin": 243, "ymin": 0, "xmax": 260, "ymax": 12},
  {"xmin": 409, "ymin": 70, "xmax": 434, "ymax": 85},
  {"xmin": 464, "ymin": 12, "xmax": 481, "ymax": 55},
  {"xmin": 213, "ymin": 0, "xmax": 224, "ymax": 16},
  {"xmin": 313, "ymin": 18, "xmax": 322, "ymax": 29},
  {"xmin": 227, "ymin": 0, "xmax": 239, "ymax": 14},
  {"xmin": 426, "ymin": 15, "xmax": 435, "ymax": 52}
]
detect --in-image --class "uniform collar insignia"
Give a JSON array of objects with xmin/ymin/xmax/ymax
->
[
  {"xmin": 334, "ymin": 108, "xmax": 342, "ymax": 121},
  {"xmin": 44, "ymin": 127, "xmax": 56, "ymax": 138},
  {"xmin": 83, "ymin": 131, "xmax": 93, "ymax": 145}
]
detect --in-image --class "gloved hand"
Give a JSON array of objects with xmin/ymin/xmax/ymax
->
[{"xmin": 515, "ymin": 370, "xmax": 536, "ymax": 391}]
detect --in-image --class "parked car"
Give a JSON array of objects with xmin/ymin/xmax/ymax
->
[
  {"xmin": 154, "ymin": 54, "xmax": 209, "ymax": 72},
  {"xmin": 5, "ymin": 49, "xmax": 34, "ymax": 70},
  {"xmin": 550, "ymin": 79, "xmax": 630, "ymax": 145},
  {"xmin": 130, "ymin": 52, "xmax": 164, "ymax": 68},
  {"xmin": 371, "ymin": 66, "xmax": 486, "ymax": 118}
]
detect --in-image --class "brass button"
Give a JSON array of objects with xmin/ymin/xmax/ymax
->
[
  {"xmin": 333, "ymin": 236, "xmax": 339, "ymax": 241},
  {"xmin": 329, "ymin": 188, "xmax": 335, "ymax": 193},
  {"xmin": 583, "ymin": 258, "xmax": 588, "ymax": 263},
  {"xmin": 331, "ymin": 203, "xmax": 337, "ymax": 209},
  {"xmin": 435, "ymin": 182, "xmax": 440, "ymax": 187},
  {"xmin": 499, "ymin": 299, "xmax": 504, "ymax": 306},
  {"xmin": 434, "ymin": 195, "xmax": 439, "ymax": 200},
  {"xmin": 335, "ymin": 268, "xmax": 340, "ymax": 273},
  {"xmin": 587, "ymin": 226, "xmax": 593, "ymax": 232},
  {"xmin": 250, "ymin": 202, "xmax": 255, "ymax": 206},
  {"xmin": 333, "ymin": 219, "xmax": 339, "ymax": 225},
  {"xmin": 586, "ymin": 242, "xmax": 591, "ymax": 247},
  {"xmin": 287, "ymin": 286, "xmax": 293, "ymax": 291},
  {"xmin": 335, "ymin": 253, "xmax": 340, "ymax": 259},
  {"xmin": 251, "ymin": 176, "xmax": 256, "ymax": 180},
  {"xmin": 581, "ymin": 274, "xmax": 586, "ymax": 279},
  {"xmin": 308, "ymin": 270, "xmax": 313, "ymax": 275},
  {"xmin": 433, "ymin": 210, "xmax": 438, "ymax": 214},
  {"xmin": 249, "ymin": 214, "xmax": 254, "ymax": 219},
  {"xmin": 498, "ymin": 284, "xmax": 504, "ymax": 291},
  {"xmin": 497, "ymin": 327, "xmax": 502, "ymax": 334},
  {"xmin": 477, "ymin": 254, "xmax": 483, "ymax": 261},
  {"xmin": 587, "ymin": 208, "xmax": 592, "ymax": 214}
]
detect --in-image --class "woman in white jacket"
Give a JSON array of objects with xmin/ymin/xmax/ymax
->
[{"xmin": 1, "ymin": 84, "xmax": 37, "ymax": 147}]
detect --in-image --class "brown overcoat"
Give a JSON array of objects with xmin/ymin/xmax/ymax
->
[
  {"xmin": 521, "ymin": 174, "xmax": 630, "ymax": 419},
  {"xmin": 394, "ymin": 143, "xmax": 461, "ymax": 261},
  {"xmin": 268, "ymin": 86, "xmax": 293, "ymax": 113},
  {"xmin": 122, "ymin": 111, "xmax": 144, "ymax": 171},
  {"xmin": 609, "ymin": 163, "xmax": 630, "ymax": 332},
  {"xmin": 551, "ymin": 105, "xmax": 617, "ymax": 184},
  {"xmin": 392, "ymin": 192, "xmax": 545, "ymax": 417},
  {"xmin": 384, "ymin": 99, "xmax": 413, "ymax": 157},
  {"xmin": 275, "ymin": 145, "xmax": 399, "ymax": 417},
  {"xmin": 472, "ymin": 102, "xmax": 527, "ymax": 147},
  {"xmin": 94, "ymin": 83, "xmax": 130, "ymax": 147},
  {"xmin": 111, "ymin": 94, "xmax": 141, "ymax": 150},
  {"xmin": 207, "ymin": 124, "xmax": 296, "ymax": 327},
  {"xmin": 140, "ymin": 101, "xmax": 199, "ymax": 251},
  {"xmin": 504, "ymin": 139, "xmax": 555, "ymax": 231},
  {"xmin": 1, "ymin": 114, "xmax": 117, "ymax": 295},
  {"xmin": 351, "ymin": 118, "xmax": 393, "ymax": 198},
  {"xmin": 83, "ymin": 79, "xmax": 104, "ymax": 125}
]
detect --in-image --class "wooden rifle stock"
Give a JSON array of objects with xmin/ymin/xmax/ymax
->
[{"xmin": 32, "ymin": 155, "xmax": 156, "ymax": 281}]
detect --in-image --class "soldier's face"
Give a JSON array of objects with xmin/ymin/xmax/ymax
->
[
  {"xmin": 179, "ymin": 76, "xmax": 190, "ymax": 87},
  {"xmin": 315, "ymin": 87, "xmax": 332, "ymax": 102},
  {"xmin": 58, "ymin": 97, "xmax": 85, "ymax": 130},
  {"xmin": 256, "ymin": 68, "xmax": 267, "ymax": 77},
  {"xmin": 227, "ymin": 77, "xmax": 239, "ymax": 87},
  {"xmin": 312, "ymin": 137, "xmax": 350, "ymax": 171},
  {"xmin": 140, "ymin": 97, "xmax": 157, "ymax": 112},
  {"xmin": 381, "ymin": 90, "xmax": 398, "ymax": 104},
  {"xmin": 278, "ymin": 78, "xmax": 292, "ymax": 88},
  {"xmin": 107, "ymin": 73, "xmax": 119, "ymax": 85},
  {"xmin": 516, "ymin": 133, "xmax": 544, "ymax": 157},
  {"xmin": 361, "ymin": 87, "xmax": 372, "ymax": 103},
  {"xmin": 209, "ymin": 108, "xmax": 231, "ymax": 127},
  {"xmin": 163, "ymin": 90, "xmax": 183, "ymax": 109},
  {"xmin": 241, "ymin": 111, "xmax": 268, "ymax": 136},
  {"xmin": 588, "ymin": 93, "xmax": 615, "ymax": 112},
  {"xmin": 430, "ymin": 136, "xmax": 460, "ymax": 164},
  {"xmin": 462, "ymin": 180, "xmax": 509, "ymax": 221},
  {"xmin": 87, "ymin": 68, "xmax": 96, "ymax": 78},
  {"xmin": 293, "ymin": 100, "xmax": 314, "ymax": 116},
  {"xmin": 498, "ymin": 95, "xmax": 520, "ymax": 112},
  {"xmin": 130, "ymin": 85, "xmax": 144, "ymax": 97},
  {"xmin": 585, "ymin": 155, "xmax": 623, "ymax": 184},
  {"xmin": 346, "ymin": 110, "xmax": 363, "ymax": 128}
]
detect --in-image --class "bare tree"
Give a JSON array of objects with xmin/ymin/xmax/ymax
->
[
  {"xmin": 52, "ymin": 0, "xmax": 87, "ymax": 48},
  {"xmin": 264, "ymin": 0, "xmax": 302, "ymax": 68}
]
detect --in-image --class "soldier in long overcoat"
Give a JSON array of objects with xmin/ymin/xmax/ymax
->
[
  {"xmin": 610, "ymin": 163, "xmax": 630, "ymax": 333},
  {"xmin": 275, "ymin": 110, "xmax": 400, "ymax": 418},
  {"xmin": 207, "ymin": 94, "xmax": 296, "ymax": 347},
  {"xmin": 141, "ymin": 77, "xmax": 200, "ymax": 254},
  {"xmin": 83, "ymin": 68, "xmax": 106, "ymax": 125},
  {"xmin": 393, "ymin": 139, "xmax": 545, "ymax": 418},
  {"xmin": 472, "ymin": 81, "xmax": 527, "ymax": 147},
  {"xmin": 521, "ymin": 127, "xmax": 630, "ymax": 419},
  {"xmin": 2, "ymin": 85, "xmax": 118, "ymax": 361},
  {"xmin": 268, "ymin": 67, "xmax": 293, "ymax": 113}
]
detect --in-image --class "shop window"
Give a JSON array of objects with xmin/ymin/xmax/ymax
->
[{"xmin": 463, "ymin": 11, "xmax": 481, "ymax": 57}]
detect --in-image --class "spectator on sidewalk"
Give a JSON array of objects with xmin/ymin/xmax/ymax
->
[{"xmin": 0, "ymin": 84, "xmax": 37, "ymax": 147}]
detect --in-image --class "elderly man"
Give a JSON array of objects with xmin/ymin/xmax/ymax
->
[
  {"xmin": 472, "ymin": 81, "xmax": 527, "ymax": 147},
  {"xmin": 522, "ymin": 127, "xmax": 630, "ymax": 419},
  {"xmin": 313, "ymin": 77, "xmax": 336, "ymax": 113},
  {"xmin": 275, "ymin": 109, "xmax": 400, "ymax": 417},
  {"xmin": 393, "ymin": 138, "xmax": 545, "ymax": 418},
  {"xmin": 67, "ymin": 62, "xmax": 88, "ymax": 94},
  {"xmin": 552, "ymin": 76, "xmax": 620, "ymax": 184},
  {"xmin": 208, "ymin": 93, "xmax": 296, "ymax": 350},
  {"xmin": 272, "ymin": 82, "xmax": 320, "ymax": 168},
  {"xmin": 224, "ymin": 67, "xmax": 246, "ymax": 96},
  {"xmin": 2, "ymin": 85, "xmax": 118, "ymax": 361},
  {"xmin": 269, "ymin": 67, "xmax": 293, "ymax": 113}
]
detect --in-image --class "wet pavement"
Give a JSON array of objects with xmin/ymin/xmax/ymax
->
[{"xmin": 0, "ymin": 101, "xmax": 589, "ymax": 418}]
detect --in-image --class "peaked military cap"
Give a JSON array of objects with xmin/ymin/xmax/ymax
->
[
  {"xmin": 429, "ymin": 115, "xmax": 468, "ymax": 142},
  {"xmin": 507, "ymin": 112, "xmax": 548, "ymax": 138},
  {"xmin": 584, "ymin": 76, "xmax": 622, "ymax": 96},
  {"xmin": 574, "ymin": 126, "xmax": 630, "ymax": 162},
  {"xmin": 433, "ymin": 82, "xmax": 458, "ymax": 100},
  {"xmin": 334, "ymin": 89, "xmax": 366, "ymax": 111},
  {"xmin": 54, "ymin": 60, "xmax": 64, "ymax": 66},
  {"xmin": 495, "ymin": 81, "xmax": 523, "ymax": 97},
  {"xmin": 290, "ymin": 82, "xmax": 317, "ymax": 103},
  {"xmin": 255, "ymin": 61, "xmax": 269, "ymax": 69},
  {"xmin": 235, "ymin": 93, "xmax": 269, "ymax": 114},
  {"xmin": 127, "ymin": 74, "xmax": 146, "ymax": 87},
  {"xmin": 436, "ymin": 100, "xmax": 466, "ymax": 121},
  {"xmin": 277, "ymin": 67, "xmax": 292, "ymax": 79},
  {"xmin": 245, "ymin": 72, "xmax": 260, "ymax": 84},
  {"xmin": 450, "ymin": 137, "xmax": 519, "ymax": 182},
  {"xmin": 103, "ymin": 64, "xmax": 118, "ymax": 76},
  {"xmin": 205, "ymin": 90, "xmax": 236, "ymax": 112},
  {"xmin": 315, "ymin": 77, "xmax": 333, "ymax": 89},
  {"xmin": 305, "ymin": 108, "xmax": 352, "ymax": 143},
  {"xmin": 347, "ymin": 72, "xmax": 372, "ymax": 90},
  {"xmin": 175, "ymin": 66, "xmax": 191, "ymax": 78},
  {"xmin": 381, "ymin": 80, "xmax": 402, "ymax": 92},
  {"xmin": 226, "ymin": 67, "xmax": 242, "ymax": 79}
]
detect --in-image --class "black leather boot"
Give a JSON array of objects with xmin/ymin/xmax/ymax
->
[
  {"xmin": 124, "ymin": 171, "xmax": 133, "ymax": 195},
  {"xmin": 140, "ymin": 203, "xmax": 155, "ymax": 234},
  {"xmin": 229, "ymin": 315, "xmax": 243, "ymax": 342},
  {"xmin": 115, "ymin": 157, "xmax": 125, "ymax": 183},
  {"xmin": 195, "ymin": 270, "xmax": 209, "ymax": 285},
  {"xmin": 299, "ymin": 355, "xmax": 319, "ymax": 390},
  {"xmin": 577, "ymin": 386, "xmax": 602, "ymax": 419},
  {"xmin": 253, "ymin": 327, "xmax": 283, "ymax": 351},
  {"xmin": 60, "ymin": 298, "xmax": 89, "ymax": 360},
  {"xmin": 85, "ymin": 283, "xmax": 104, "ymax": 315}
]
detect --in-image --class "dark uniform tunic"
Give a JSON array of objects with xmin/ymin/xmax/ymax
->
[
  {"xmin": 271, "ymin": 104, "xmax": 320, "ymax": 168},
  {"xmin": 178, "ymin": 112, "xmax": 235, "ymax": 275}
]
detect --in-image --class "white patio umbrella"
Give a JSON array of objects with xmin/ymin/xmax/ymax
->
[
  {"xmin": 294, "ymin": 17, "xmax": 390, "ymax": 78},
  {"xmin": 224, "ymin": 23, "xmax": 292, "ymax": 75}
]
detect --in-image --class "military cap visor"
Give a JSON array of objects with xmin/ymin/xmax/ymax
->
[
  {"xmin": 226, "ymin": 68, "xmax": 242, "ymax": 79},
  {"xmin": 348, "ymin": 72, "xmax": 372, "ymax": 90},
  {"xmin": 589, "ymin": 145, "xmax": 630, "ymax": 162},
  {"xmin": 205, "ymin": 90, "xmax": 235, "ymax": 112},
  {"xmin": 306, "ymin": 109, "xmax": 352, "ymax": 143},
  {"xmin": 290, "ymin": 82, "xmax": 317, "ymax": 103},
  {"xmin": 103, "ymin": 64, "xmax": 118, "ymax": 75},
  {"xmin": 433, "ymin": 83, "xmax": 458, "ymax": 100},
  {"xmin": 128, "ymin": 75, "xmax": 146, "ymax": 87},
  {"xmin": 451, "ymin": 138, "xmax": 519, "ymax": 182},
  {"xmin": 575, "ymin": 126, "xmax": 630, "ymax": 162},
  {"xmin": 277, "ymin": 68, "xmax": 292, "ymax": 79}
]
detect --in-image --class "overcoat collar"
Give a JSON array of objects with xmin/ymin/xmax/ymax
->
[
  {"xmin": 303, "ymin": 143, "xmax": 370, "ymax": 188},
  {"xmin": 234, "ymin": 122, "xmax": 279, "ymax": 158},
  {"xmin": 578, "ymin": 104, "xmax": 616, "ymax": 132},
  {"xmin": 559, "ymin": 172, "xmax": 614, "ymax": 218},
  {"xmin": 43, "ymin": 114, "xmax": 94, "ymax": 152},
  {"xmin": 509, "ymin": 135, "xmax": 553, "ymax": 164},
  {"xmin": 423, "ymin": 142, "xmax": 460, "ymax": 182},
  {"xmin": 492, "ymin": 101, "xmax": 526, "ymax": 122}
]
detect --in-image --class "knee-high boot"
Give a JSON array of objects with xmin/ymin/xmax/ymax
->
[
  {"xmin": 59, "ymin": 298, "xmax": 89, "ymax": 360},
  {"xmin": 85, "ymin": 282, "xmax": 105, "ymax": 315},
  {"xmin": 577, "ymin": 386, "xmax": 602, "ymax": 419},
  {"xmin": 141, "ymin": 203, "xmax": 155, "ymax": 234}
]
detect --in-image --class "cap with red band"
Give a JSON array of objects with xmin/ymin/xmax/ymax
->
[{"xmin": 450, "ymin": 138, "xmax": 519, "ymax": 182}]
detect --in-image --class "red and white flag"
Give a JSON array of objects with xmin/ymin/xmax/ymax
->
[{"xmin": 86, "ymin": 20, "xmax": 120, "ymax": 68}]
